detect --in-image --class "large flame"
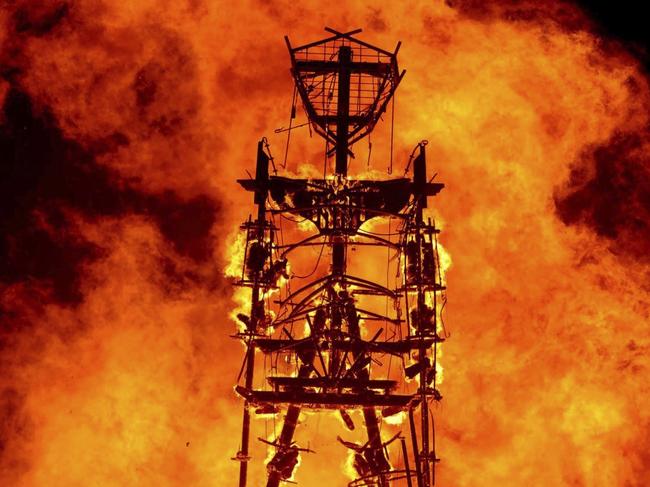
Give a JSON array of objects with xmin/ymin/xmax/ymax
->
[{"xmin": 1, "ymin": 1, "xmax": 649, "ymax": 486}]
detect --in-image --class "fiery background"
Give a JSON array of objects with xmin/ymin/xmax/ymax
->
[{"xmin": 1, "ymin": 0, "xmax": 649, "ymax": 485}]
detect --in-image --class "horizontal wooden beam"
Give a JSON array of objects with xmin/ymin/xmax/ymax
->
[{"xmin": 236, "ymin": 386, "xmax": 416, "ymax": 409}]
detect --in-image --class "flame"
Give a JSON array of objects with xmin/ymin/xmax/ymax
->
[
  {"xmin": 1, "ymin": 1, "xmax": 649, "ymax": 487},
  {"xmin": 224, "ymin": 231, "xmax": 247, "ymax": 279},
  {"xmin": 343, "ymin": 447, "xmax": 361, "ymax": 481},
  {"xmin": 384, "ymin": 411, "xmax": 407, "ymax": 426},
  {"xmin": 229, "ymin": 286, "xmax": 252, "ymax": 333}
]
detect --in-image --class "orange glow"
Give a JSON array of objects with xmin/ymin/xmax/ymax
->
[{"xmin": 1, "ymin": 1, "xmax": 649, "ymax": 487}]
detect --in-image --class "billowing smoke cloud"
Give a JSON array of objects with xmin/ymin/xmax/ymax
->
[
  {"xmin": 1, "ymin": 1, "xmax": 649, "ymax": 486},
  {"xmin": 555, "ymin": 127, "xmax": 650, "ymax": 264},
  {"xmin": 0, "ymin": 89, "xmax": 220, "ymax": 301}
]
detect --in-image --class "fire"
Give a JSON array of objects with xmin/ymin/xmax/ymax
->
[
  {"xmin": 383, "ymin": 411, "xmax": 407, "ymax": 426},
  {"xmin": 1, "ymin": 1, "xmax": 649, "ymax": 487},
  {"xmin": 225, "ymin": 231, "xmax": 247, "ymax": 280}
]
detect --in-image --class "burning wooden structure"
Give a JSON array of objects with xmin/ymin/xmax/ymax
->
[{"xmin": 231, "ymin": 28, "xmax": 448, "ymax": 487}]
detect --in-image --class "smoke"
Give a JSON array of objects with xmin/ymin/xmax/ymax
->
[
  {"xmin": 1, "ymin": 0, "xmax": 649, "ymax": 486},
  {"xmin": 555, "ymin": 127, "xmax": 650, "ymax": 265}
]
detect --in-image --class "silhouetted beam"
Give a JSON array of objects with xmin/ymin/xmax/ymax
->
[
  {"xmin": 236, "ymin": 387, "xmax": 415, "ymax": 408},
  {"xmin": 295, "ymin": 60, "xmax": 392, "ymax": 76},
  {"xmin": 332, "ymin": 338, "xmax": 438, "ymax": 354},
  {"xmin": 238, "ymin": 140, "xmax": 270, "ymax": 487},
  {"xmin": 251, "ymin": 337, "xmax": 316, "ymax": 353},
  {"xmin": 267, "ymin": 376, "xmax": 397, "ymax": 391},
  {"xmin": 250, "ymin": 338, "xmax": 437, "ymax": 355},
  {"xmin": 265, "ymin": 364, "xmax": 312, "ymax": 487},
  {"xmin": 312, "ymin": 115, "xmax": 369, "ymax": 125},
  {"xmin": 334, "ymin": 46, "xmax": 352, "ymax": 175},
  {"xmin": 236, "ymin": 178, "xmax": 444, "ymax": 197}
]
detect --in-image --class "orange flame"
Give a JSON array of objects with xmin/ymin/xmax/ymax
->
[{"xmin": 1, "ymin": 1, "xmax": 649, "ymax": 486}]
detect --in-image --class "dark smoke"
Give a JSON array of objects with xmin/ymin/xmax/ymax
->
[
  {"xmin": 11, "ymin": 2, "xmax": 70, "ymax": 37},
  {"xmin": 446, "ymin": 1, "xmax": 650, "ymax": 72},
  {"xmin": 0, "ymin": 87, "xmax": 220, "ymax": 308},
  {"xmin": 444, "ymin": 0, "xmax": 586, "ymax": 31},
  {"xmin": 554, "ymin": 128, "xmax": 650, "ymax": 264},
  {"xmin": 445, "ymin": 1, "xmax": 650, "ymax": 267}
]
